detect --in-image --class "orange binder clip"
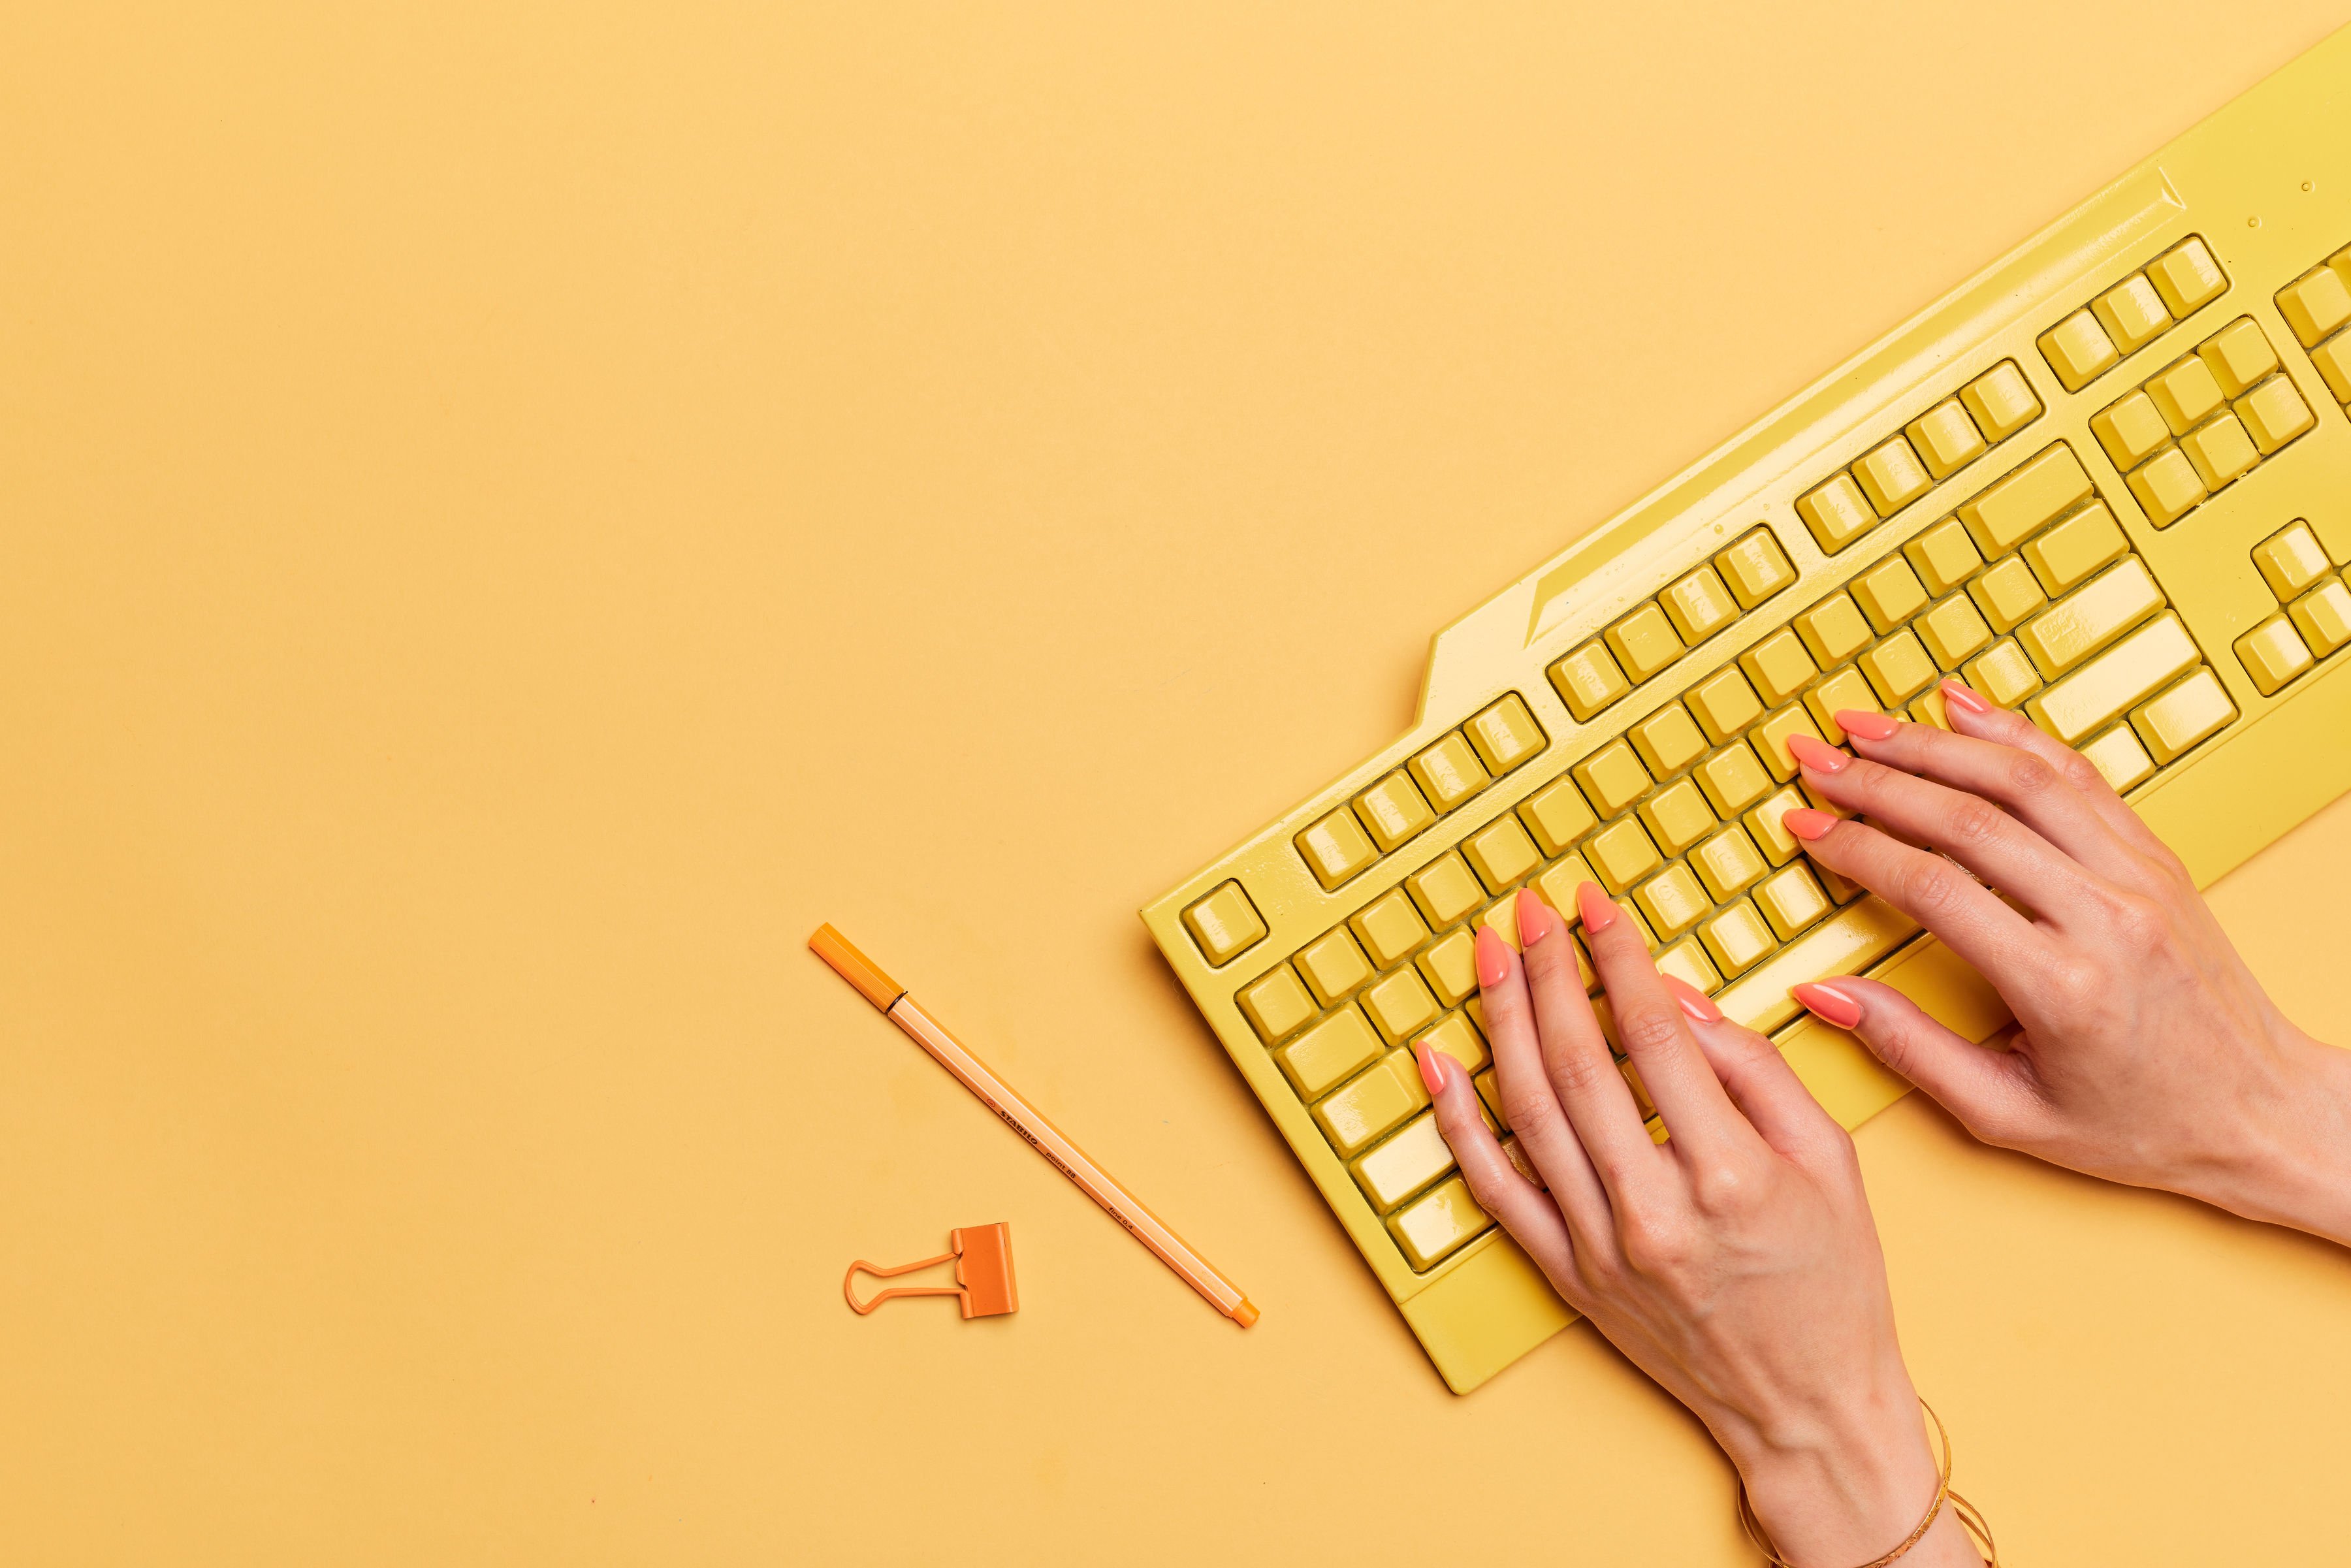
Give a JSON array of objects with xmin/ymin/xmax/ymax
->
[{"xmin": 844, "ymin": 1223, "xmax": 1019, "ymax": 1319}]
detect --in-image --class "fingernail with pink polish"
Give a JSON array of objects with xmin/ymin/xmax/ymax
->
[
  {"xmin": 1940, "ymin": 679, "xmax": 1991, "ymax": 716},
  {"xmin": 1783, "ymin": 807, "xmax": 1838, "ymax": 841},
  {"xmin": 1836, "ymin": 709, "xmax": 1899, "ymax": 741},
  {"xmin": 1785, "ymin": 733, "xmax": 1849, "ymax": 774},
  {"xmin": 1516, "ymin": 887, "xmax": 1553, "ymax": 946},
  {"xmin": 1791, "ymin": 982, "xmax": 1864, "ymax": 1029},
  {"xmin": 1574, "ymin": 880, "xmax": 1617, "ymax": 933},
  {"xmin": 1414, "ymin": 1040, "xmax": 1448, "ymax": 1095},
  {"xmin": 1474, "ymin": 925, "xmax": 1512, "ymax": 988},
  {"xmin": 1664, "ymin": 976, "xmax": 1723, "ymax": 1023}
]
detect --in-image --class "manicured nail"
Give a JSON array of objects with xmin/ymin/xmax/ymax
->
[
  {"xmin": 1836, "ymin": 708, "xmax": 1899, "ymax": 741},
  {"xmin": 1940, "ymin": 679, "xmax": 1991, "ymax": 715},
  {"xmin": 1414, "ymin": 1040, "xmax": 1448, "ymax": 1095},
  {"xmin": 1791, "ymin": 982, "xmax": 1864, "ymax": 1029},
  {"xmin": 1474, "ymin": 925, "xmax": 1512, "ymax": 987},
  {"xmin": 1786, "ymin": 733, "xmax": 1849, "ymax": 774},
  {"xmin": 1663, "ymin": 975, "xmax": 1723, "ymax": 1022},
  {"xmin": 1575, "ymin": 880, "xmax": 1616, "ymax": 933},
  {"xmin": 1783, "ymin": 807, "xmax": 1838, "ymax": 841},
  {"xmin": 1516, "ymin": 887, "xmax": 1554, "ymax": 946}
]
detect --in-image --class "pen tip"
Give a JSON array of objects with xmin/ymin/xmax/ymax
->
[{"xmin": 1233, "ymin": 1299, "xmax": 1260, "ymax": 1328}]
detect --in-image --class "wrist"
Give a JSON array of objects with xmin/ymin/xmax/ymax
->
[
  {"xmin": 1725, "ymin": 1369, "xmax": 1977, "ymax": 1567},
  {"xmin": 2204, "ymin": 1027, "xmax": 2351, "ymax": 1245}
]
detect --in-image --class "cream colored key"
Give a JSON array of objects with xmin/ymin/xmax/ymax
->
[
  {"xmin": 1916, "ymin": 593, "xmax": 1992, "ymax": 669},
  {"xmin": 1905, "ymin": 518, "xmax": 1985, "ymax": 597},
  {"xmin": 1662, "ymin": 564, "xmax": 1740, "ymax": 645},
  {"xmin": 1296, "ymin": 808, "xmax": 1378, "ymax": 890},
  {"xmin": 1859, "ymin": 630, "xmax": 1939, "ymax": 705},
  {"xmin": 2131, "ymin": 669, "xmax": 2237, "ymax": 764},
  {"xmin": 1962, "ymin": 360, "xmax": 2042, "ymax": 439},
  {"xmin": 1714, "ymin": 898, "xmax": 1921, "ymax": 1034},
  {"xmin": 2277, "ymin": 264, "xmax": 2351, "ymax": 347},
  {"xmin": 1352, "ymin": 1112, "xmax": 1452, "ymax": 1211},
  {"xmin": 1691, "ymin": 824, "xmax": 1767, "ymax": 901},
  {"xmin": 1418, "ymin": 927, "xmax": 1479, "ymax": 1007},
  {"xmin": 1465, "ymin": 693, "xmax": 1547, "ymax": 776},
  {"xmin": 2039, "ymin": 308, "xmax": 2119, "ymax": 391},
  {"xmin": 1550, "ymin": 639, "xmax": 1630, "ymax": 720},
  {"xmin": 1906, "ymin": 399, "xmax": 1986, "ymax": 479},
  {"xmin": 1741, "ymin": 626, "xmax": 1819, "ymax": 705},
  {"xmin": 1694, "ymin": 741, "xmax": 1772, "ymax": 817},
  {"xmin": 2146, "ymin": 356, "xmax": 2225, "ymax": 433},
  {"xmin": 1607, "ymin": 601, "xmax": 1687, "ymax": 683},
  {"xmin": 1754, "ymin": 864, "xmax": 1831, "ymax": 940},
  {"xmin": 1968, "ymin": 557, "xmax": 2047, "ymax": 633},
  {"xmin": 2126, "ymin": 445, "xmax": 2205, "ymax": 528},
  {"xmin": 1238, "ymin": 963, "xmax": 1317, "ymax": 1044},
  {"xmin": 1575, "ymin": 738, "xmax": 1653, "ymax": 818},
  {"xmin": 1406, "ymin": 852, "xmax": 1484, "ymax": 929},
  {"xmin": 1959, "ymin": 445, "xmax": 2093, "ymax": 556},
  {"xmin": 1796, "ymin": 472, "xmax": 1879, "ymax": 553},
  {"xmin": 2182, "ymin": 413, "xmax": 2258, "ymax": 491},
  {"xmin": 1315, "ymin": 1053, "xmax": 1422, "ymax": 1157},
  {"xmin": 1655, "ymin": 938, "xmax": 1723, "ymax": 995},
  {"xmin": 2021, "ymin": 504, "xmax": 2126, "ymax": 594},
  {"xmin": 1363, "ymin": 967, "xmax": 1443, "ymax": 1046},
  {"xmin": 1853, "ymin": 436, "xmax": 1932, "ymax": 515},
  {"xmin": 1280, "ymin": 1004, "xmax": 1384, "ymax": 1098},
  {"xmin": 2018, "ymin": 558, "xmax": 2162, "ymax": 677},
  {"xmin": 1629, "ymin": 703, "xmax": 1708, "ymax": 779},
  {"xmin": 1745, "ymin": 785, "xmax": 1809, "ymax": 866},
  {"xmin": 1853, "ymin": 556, "xmax": 1929, "ymax": 633},
  {"xmin": 1804, "ymin": 667, "xmax": 1881, "ymax": 743},
  {"xmin": 1795, "ymin": 592, "xmax": 1872, "ymax": 667},
  {"xmin": 1388, "ymin": 1174, "xmax": 1490, "ymax": 1268},
  {"xmin": 2079, "ymin": 726, "xmax": 2155, "ymax": 793},
  {"xmin": 2254, "ymin": 522, "xmax": 2330, "ymax": 600},
  {"xmin": 2199, "ymin": 317, "xmax": 2279, "ymax": 397},
  {"xmin": 2147, "ymin": 236, "xmax": 2226, "ymax": 317},
  {"xmin": 1964, "ymin": 639, "xmax": 2043, "ymax": 708},
  {"xmin": 1635, "ymin": 863, "xmax": 1710, "ymax": 938},
  {"xmin": 1639, "ymin": 778, "xmax": 1717, "ymax": 858},
  {"xmin": 1463, "ymin": 816, "xmax": 1542, "ymax": 895},
  {"xmin": 1688, "ymin": 666, "xmax": 1764, "ymax": 744},
  {"xmin": 1716, "ymin": 528, "xmax": 1797, "ymax": 609},
  {"xmin": 1354, "ymin": 770, "xmax": 1435, "ymax": 852},
  {"xmin": 2091, "ymin": 391, "xmax": 2172, "ymax": 472},
  {"xmin": 2235, "ymin": 616, "xmax": 2313, "ymax": 696},
  {"xmin": 2094, "ymin": 273, "xmax": 2173, "ymax": 353},
  {"xmin": 1352, "ymin": 888, "xmax": 1431, "ymax": 968},
  {"xmin": 2025, "ymin": 612, "xmax": 2199, "ymax": 743},
  {"xmin": 1519, "ymin": 776, "xmax": 1598, "ymax": 857},
  {"xmin": 1409, "ymin": 731, "xmax": 1490, "ymax": 813},
  {"xmin": 2237, "ymin": 376, "xmax": 2314, "ymax": 456},
  {"xmin": 1753, "ymin": 703, "xmax": 1827, "ymax": 782},
  {"xmin": 1587, "ymin": 817, "xmax": 1663, "ymax": 895},
  {"xmin": 2314, "ymin": 337, "xmax": 2351, "ymax": 404},
  {"xmin": 2290, "ymin": 576, "xmax": 2351, "ymax": 658}
]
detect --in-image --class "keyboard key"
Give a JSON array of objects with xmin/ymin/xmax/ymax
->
[
  {"xmin": 1421, "ymin": 1010, "xmax": 1491, "ymax": 1077},
  {"xmin": 1354, "ymin": 769, "xmax": 1436, "ymax": 852},
  {"xmin": 1280, "ymin": 1004, "xmax": 1384, "ymax": 1098},
  {"xmin": 2039, "ymin": 308, "xmax": 2119, "ymax": 391},
  {"xmin": 2094, "ymin": 273, "xmax": 2173, "ymax": 353},
  {"xmin": 1859, "ymin": 629, "xmax": 1940, "ymax": 704},
  {"xmin": 2237, "ymin": 376, "xmax": 2314, "ymax": 455},
  {"xmin": 2132, "ymin": 668, "xmax": 2236, "ymax": 763},
  {"xmin": 1754, "ymin": 703, "xmax": 1827, "ymax": 781},
  {"xmin": 1388, "ymin": 1175, "xmax": 1490, "ymax": 1269},
  {"xmin": 1478, "ymin": 894, "xmax": 1524, "ymax": 950},
  {"xmin": 2254, "ymin": 523, "xmax": 2330, "ymax": 600},
  {"xmin": 1695, "ymin": 741, "xmax": 1773, "ymax": 816},
  {"xmin": 1315, "ymin": 1053, "xmax": 1422, "ymax": 1156},
  {"xmin": 2289, "ymin": 576, "xmax": 2351, "ymax": 657},
  {"xmin": 1797, "ymin": 472, "xmax": 1879, "ymax": 553},
  {"xmin": 2126, "ymin": 445, "xmax": 2205, "ymax": 528},
  {"xmin": 1742, "ymin": 626, "xmax": 1820, "ymax": 705},
  {"xmin": 1717, "ymin": 528, "xmax": 1797, "ymax": 608},
  {"xmin": 2090, "ymin": 391, "xmax": 2171, "ymax": 472},
  {"xmin": 2181, "ymin": 413, "xmax": 2258, "ymax": 492},
  {"xmin": 1853, "ymin": 436, "xmax": 1932, "ymax": 515},
  {"xmin": 1691, "ymin": 823, "xmax": 1768, "ymax": 900},
  {"xmin": 2025, "ymin": 612, "xmax": 2199, "ymax": 743},
  {"xmin": 2277, "ymin": 265, "xmax": 2351, "ymax": 347},
  {"xmin": 1655, "ymin": 938, "xmax": 1723, "ymax": 995},
  {"xmin": 2147, "ymin": 236, "xmax": 2226, "ymax": 317},
  {"xmin": 1407, "ymin": 852, "xmax": 1485, "ymax": 929},
  {"xmin": 1531, "ymin": 857, "xmax": 1601, "ymax": 941},
  {"xmin": 1715, "ymin": 897, "xmax": 1921, "ymax": 1034},
  {"xmin": 1699, "ymin": 899, "xmax": 1778, "ymax": 977},
  {"xmin": 1352, "ymin": 888, "xmax": 1432, "ymax": 968},
  {"xmin": 1550, "ymin": 639, "xmax": 1630, "ymax": 720},
  {"xmin": 1907, "ymin": 399, "xmax": 1987, "ymax": 479},
  {"xmin": 1463, "ymin": 816, "xmax": 1542, "ymax": 894},
  {"xmin": 1795, "ymin": 592, "xmax": 1873, "ymax": 667},
  {"xmin": 1239, "ymin": 963, "xmax": 1316, "ymax": 1044},
  {"xmin": 1969, "ymin": 556, "xmax": 2049, "ymax": 633},
  {"xmin": 2235, "ymin": 616, "xmax": 2312, "ymax": 696},
  {"xmin": 1353, "ymin": 1112, "xmax": 1452, "ymax": 1211},
  {"xmin": 2314, "ymin": 336, "xmax": 2351, "ymax": 404},
  {"xmin": 1662, "ymin": 564, "xmax": 1741, "ymax": 644},
  {"xmin": 1853, "ymin": 557, "xmax": 1929, "ymax": 633},
  {"xmin": 1417, "ymin": 928, "xmax": 1479, "ymax": 1006},
  {"xmin": 1755, "ymin": 863, "xmax": 1831, "ymax": 939},
  {"xmin": 1909, "ymin": 684, "xmax": 1957, "ymax": 729},
  {"xmin": 1916, "ymin": 592, "xmax": 1993, "ymax": 668},
  {"xmin": 1639, "ymin": 778, "xmax": 1718, "ymax": 857},
  {"xmin": 1575, "ymin": 738, "xmax": 1654, "ymax": 818},
  {"xmin": 1520, "ymin": 776, "xmax": 1599, "ymax": 856},
  {"xmin": 1364, "ymin": 967, "xmax": 1444, "ymax": 1046},
  {"xmin": 2022, "ymin": 502, "xmax": 2126, "ymax": 594},
  {"xmin": 1959, "ymin": 445, "xmax": 2093, "ymax": 556},
  {"xmin": 1184, "ymin": 880, "xmax": 1267, "ymax": 964},
  {"xmin": 2018, "ymin": 558, "xmax": 2162, "ymax": 677},
  {"xmin": 1465, "ymin": 694, "xmax": 1548, "ymax": 775},
  {"xmin": 1804, "ymin": 667, "xmax": 1881, "ymax": 743},
  {"xmin": 1746, "ymin": 784, "xmax": 1810, "ymax": 865},
  {"xmin": 1298, "ymin": 927, "xmax": 1375, "ymax": 1006},
  {"xmin": 1607, "ymin": 602, "xmax": 1687, "ymax": 682},
  {"xmin": 1629, "ymin": 703, "xmax": 1708, "ymax": 778},
  {"xmin": 1689, "ymin": 667, "xmax": 1764, "ymax": 744},
  {"xmin": 1964, "ymin": 638, "xmax": 2043, "ymax": 708},
  {"xmin": 1905, "ymin": 518, "xmax": 1986, "ymax": 597},
  {"xmin": 2199, "ymin": 317, "xmax": 2278, "ymax": 397},
  {"xmin": 1409, "ymin": 731, "xmax": 1491, "ymax": 813},
  {"xmin": 2079, "ymin": 725, "xmax": 2155, "ymax": 792},
  {"xmin": 1588, "ymin": 817, "xmax": 1663, "ymax": 894},
  {"xmin": 2146, "ymin": 355, "xmax": 2225, "ymax": 433},
  {"xmin": 1635, "ymin": 863, "xmax": 1710, "ymax": 938},
  {"xmin": 1962, "ymin": 360, "xmax": 2041, "ymax": 440}
]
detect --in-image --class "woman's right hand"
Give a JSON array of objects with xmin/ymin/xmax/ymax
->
[{"xmin": 1778, "ymin": 680, "xmax": 2351, "ymax": 1246}]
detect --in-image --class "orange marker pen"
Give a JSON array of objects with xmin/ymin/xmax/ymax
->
[{"xmin": 810, "ymin": 924, "xmax": 1258, "ymax": 1328}]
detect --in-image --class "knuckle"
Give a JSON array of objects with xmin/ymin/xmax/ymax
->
[
  {"xmin": 1499, "ymin": 1087, "xmax": 1556, "ymax": 1140},
  {"xmin": 2106, "ymin": 892, "xmax": 2169, "ymax": 955},
  {"xmin": 1895, "ymin": 854, "xmax": 1968, "ymax": 918},
  {"xmin": 2004, "ymin": 753, "xmax": 2061, "ymax": 801},
  {"xmin": 1615, "ymin": 1002, "xmax": 1684, "ymax": 1059},
  {"xmin": 2047, "ymin": 957, "xmax": 2103, "ymax": 1012},
  {"xmin": 1618, "ymin": 1210, "xmax": 1693, "ymax": 1276},
  {"xmin": 2055, "ymin": 748, "xmax": 2107, "ymax": 795},
  {"xmin": 1544, "ymin": 1041, "xmax": 1618, "ymax": 1100},
  {"xmin": 1946, "ymin": 795, "xmax": 2011, "ymax": 850},
  {"xmin": 1688, "ymin": 1158, "xmax": 1753, "ymax": 1215}
]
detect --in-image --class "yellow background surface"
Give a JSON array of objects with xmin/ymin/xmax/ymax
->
[{"xmin": 6, "ymin": 5, "xmax": 2351, "ymax": 1562}]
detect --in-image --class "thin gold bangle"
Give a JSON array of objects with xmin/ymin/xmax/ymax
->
[{"xmin": 1736, "ymin": 1399, "xmax": 1998, "ymax": 1567}]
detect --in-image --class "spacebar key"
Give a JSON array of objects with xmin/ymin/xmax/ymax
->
[{"xmin": 1713, "ymin": 898, "xmax": 1923, "ymax": 1035}]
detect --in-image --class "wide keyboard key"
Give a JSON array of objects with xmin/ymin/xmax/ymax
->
[
  {"xmin": 1716, "ymin": 528, "xmax": 1797, "ymax": 609},
  {"xmin": 1279, "ymin": 1005, "xmax": 1384, "ymax": 1098},
  {"xmin": 1959, "ymin": 445, "xmax": 2093, "ymax": 556},
  {"xmin": 2022, "ymin": 503, "xmax": 2126, "ymax": 595},
  {"xmin": 1961, "ymin": 360, "xmax": 2042, "ymax": 440},
  {"xmin": 1575, "ymin": 738, "xmax": 1654, "ymax": 818},
  {"xmin": 2091, "ymin": 391, "xmax": 2171, "ymax": 472},
  {"xmin": 2199, "ymin": 317, "xmax": 2278, "ymax": 397},
  {"xmin": 1388, "ymin": 1175, "xmax": 1491, "ymax": 1269},
  {"xmin": 1238, "ymin": 963, "xmax": 1316, "ymax": 1044},
  {"xmin": 2290, "ymin": 577, "xmax": 2351, "ymax": 658},
  {"xmin": 1797, "ymin": 473, "xmax": 1879, "ymax": 553},
  {"xmin": 1520, "ymin": 776, "xmax": 1599, "ymax": 857},
  {"xmin": 2147, "ymin": 236, "xmax": 2227, "ymax": 317},
  {"xmin": 1551, "ymin": 639, "xmax": 1630, "ymax": 720},
  {"xmin": 2040, "ymin": 308, "xmax": 2119, "ymax": 391},
  {"xmin": 1298, "ymin": 927, "xmax": 1375, "ymax": 1005},
  {"xmin": 1907, "ymin": 399, "xmax": 1987, "ymax": 479},
  {"xmin": 1409, "ymin": 731, "xmax": 1491, "ymax": 813},
  {"xmin": 1315, "ymin": 1053, "xmax": 1422, "ymax": 1157},
  {"xmin": 2126, "ymin": 446, "xmax": 2205, "ymax": 528},
  {"xmin": 2094, "ymin": 274, "xmax": 2173, "ymax": 353},
  {"xmin": 1607, "ymin": 602, "xmax": 1687, "ymax": 682},
  {"xmin": 2181, "ymin": 413, "xmax": 2258, "ymax": 492},
  {"xmin": 1352, "ymin": 888, "xmax": 1431, "ymax": 967},
  {"xmin": 1465, "ymin": 694, "xmax": 1548, "ymax": 775},
  {"xmin": 1354, "ymin": 770, "xmax": 1436, "ymax": 852},
  {"xmin": 2253, "ymin": 522, "xmax": 2330, "ymax": 600},
  {"xmin": 1353, "ymin": 1112, "xmax": 1454, "ymax": 1211},
  {"xmin": 2132, "ymin": 669, "xmax": 2237, "ymax": 763},
  {"xmin": 2024, "ymin": 612, "xmax": 2199, "ymax": 743},
  {"xmin": 1714, "ymin": 897, "xmax": 1920, "ymax": 1034},
  {"xmin": 2277, "ymin": 265, "xmax": 2351, "ymax": 347},
  {"xmin": 2017, "ymin": 558, "xmax": 2162, "ymax": 676},
  {"xmin": 2235, "ymin": 616, "xmax": 2312, "ymax": 696},
  {"xmin": 2238, "ymin": 376, "xmax": 2314, "ymax": 455},
  {"xmin": 1184, "ymin": 880, "xmax": 1267, "ymax": 964},
  {"xmin": 1662, "ymin": 564, "xmax": 1740, "ymax": 644},
  {"xmin": 1853, "ymin": 436, "xmax": 1932, "ymax": 515}
]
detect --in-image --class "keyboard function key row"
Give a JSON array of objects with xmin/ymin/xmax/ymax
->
[
  {"xmin": 1794, "ymin": 360, "xmax": 2041, "ymax": 556},
  {"xmin": 2038, "ymin": 235, "xmax": 2228, "ymax": 392},
  {"xmin": 1548, "ymin": 528, "xmax": 1797, "ymax": 723}
]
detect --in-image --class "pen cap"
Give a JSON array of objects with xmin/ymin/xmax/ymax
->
[
  {"xmin": 951, "ymin": 1223, "xmax": 1019, "ymax": 1319},
  {"xmin": 809, "ymin": 924, "xmax": 906, "ymax": 1011}
]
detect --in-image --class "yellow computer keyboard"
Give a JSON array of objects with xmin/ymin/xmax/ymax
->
[{"xmin": 1142, "ymin": 31, "xmax": 2351, "ymax": 1394}]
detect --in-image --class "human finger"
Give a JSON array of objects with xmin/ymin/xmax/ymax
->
[
  {"xmin": 1663, "ymin": 976, "xmax": 1841, "ymax": 1160},
  {"xmin": 1791, "ymin": 977, "xmax": 2048, "ymax": 1147},
  {"xmin": 1936, "ymin": 680, "xmax": 2175, "ymax": 863},
  {"xmin": 1418, "ymin": 1042, "xmax": 1588, "ymax": 1304},
  {"xmin": 1778, "ymin": 807, "xmax": 2049, "ymax": 984},
  {"xmin": 1470, "ymin": 923, "xmax": 1616, "ymax": 1238},
  {"xmin": 1571, "ymin": 881, "xmax": 1744, "ymax": 1155}
]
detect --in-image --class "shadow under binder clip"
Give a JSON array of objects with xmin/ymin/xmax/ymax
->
[{"xmin": 844, "ymin": 1223, "xmax": 1019, "ymax": 1319}]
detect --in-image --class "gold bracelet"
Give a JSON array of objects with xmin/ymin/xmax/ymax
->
[{"xmin": 1736, "ymin": 1400, "xmax": 1998, "ymax": 1567}]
